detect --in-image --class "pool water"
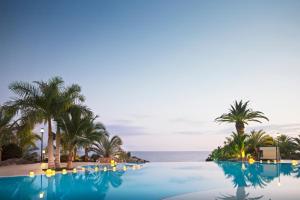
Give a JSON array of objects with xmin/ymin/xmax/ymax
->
[{"xmin": 0, "ymin": 162, "xmax": 299, "ymax": 200}]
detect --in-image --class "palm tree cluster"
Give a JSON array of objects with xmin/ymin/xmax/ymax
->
[
  {"xmin": 208, "ymin": 100, "xmax": 300, "ymax": 161},
  {"xmin": 0, "ymin": 77, "xmax": 127, "ymax": 169}
]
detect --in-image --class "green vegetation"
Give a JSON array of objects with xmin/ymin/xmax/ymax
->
[
  {"xmin": 0, "ymin": 77, "xmax": 130, "ymax": 168},
  {"xmin": 208, "ymin": 100, "xmax": 300, "ymax": 161}
]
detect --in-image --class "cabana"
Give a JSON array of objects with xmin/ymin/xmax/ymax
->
[{"xmin": 258, "ymin": 147, "xmax": 280, "ymax": 161}]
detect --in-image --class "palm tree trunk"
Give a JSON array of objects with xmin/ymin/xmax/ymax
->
[
  {"xmin": 235, "ymin": 122, "xmax": 245, "ymax": 135},
  {"xmin": 0, "ymin": 148, "xmax": 2, "ymax": 162},
  {"xmin": 47, "ymin": 117, "xmax": 55, "ymax": 168},
  {"xmin": 55, "ymin": 126, "xmax": 61, "ymax": 168},
  {"xmin": 67, "ymin": 149, "xmax": 73, "ymax": 169},
  {"xmin": 84, "ymin": 147, "xmax": 89, "ymax": 162}
]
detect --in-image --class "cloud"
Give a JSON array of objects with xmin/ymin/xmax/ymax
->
[
  {"xmin": 248, "ymin": 123, "xmax": 300, "ymax": 135},
  {"xmin": 175, "ymin": 131, "xmax": 207, "ymax": 135},
  {"xmin": 169, "ymin": 118, "xmax": 207, "ymax": 126},
  {"xmin": 106, "ymin": 124, "xmax": 147, "ymax": 136}
]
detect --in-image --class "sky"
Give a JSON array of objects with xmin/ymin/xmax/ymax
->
[{"xmin": 0, "ymin": 0, "xmax": 300, "ymax": 151}]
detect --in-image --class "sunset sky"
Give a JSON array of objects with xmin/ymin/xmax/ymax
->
[{"xmin": 1, "ymin": 0, "xmax": 300, "ymax": 151}]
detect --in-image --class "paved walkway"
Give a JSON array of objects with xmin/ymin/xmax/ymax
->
[{"xmin": 0, "ymin": 162, "xmax": 97, "ymax": 177}]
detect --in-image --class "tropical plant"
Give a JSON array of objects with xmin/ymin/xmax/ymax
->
[
  {"xmin": 246, "ymin": 130, "xmax": 274, "ymax": 159},
  {"xmin": 58, "ymin": 106, "xmax": 99, "ymax": 169},
  {"xmin": 0, "ymin": 106, "xmax": 16, "ymax": 161},
  {"xmin": 293, "ymin": 135, "xmax": 300, "ymax": 152},
  {"xmin": 215, "ymin": 100, "xmax": 269, "ymax": 135},
  {"xmin": 77, "ymin": 117, "xmax": 107, "ymax": 162},
  {"xmin": 276, "ymin": 134, "xmax": 296, "ymax": 159},
  {"xmin": 14, "ymin": 119, "xmax": 41, "ymax": 160},
  {"xmin": 90, "ymin": 135, "xmax": 123, "ymax": 161},
  {"xmin": 7, "ymin": 77, "xmax": 84, "ymax": 168}
]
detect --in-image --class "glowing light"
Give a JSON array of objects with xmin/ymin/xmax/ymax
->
[
  {"xmin": 267, "ymin": 160, "xmax": 270, "ymax": 164},
  {"xmin": 123, "ymin": 166, "xmax": 127, "ymax": 171},
  {"xmin": 274, "ymin": 160, "xmax": 277, "ymax": 164},
  {"xmin": 51, "ymin": 170, "xmax": 56, "ymax": 176},
  {"xmin": 81, "ymin": 167, "xmax": 85, "ymax": 171},
  {"xmin": 29, "ymin": 171, "xmax": 35, "ymax": 177},
  {"xmin": 95, "ymin": 167, "xmax": 99, "ymax": 172},
  {"xmin": 132, "ymin": 165, "xmax": 136, "ymax": 170},
  {"xmin": 241, "ymin": 163, "xmax": 246, "ymax": 170},
  {"xmin": 112, "ymin": 167, "xmax": 116, "ymax": 172},
  {"xmin": 62, "ymin": 169, "xmax": 67, "ymax": 175},
  {"xmin": 241, "ymin": 151, "xmax": 245, "ymax": 158},
  {"xmin": 73, "ymin": 168, "xmax": 77, "ymax": 173},
  {"xmin": 248, "ymin": 158, "xmax": 255, "ymax": 164},
  {"xmin": 260, "ymin": 160, "xmax": 262, "ymax": 163},
  {"xmin": 278, "ymin": 182, "xmax": 281, "ymax": 186},
  {"xmin": 103, "ymin": 166, "xmax": 107, "ymax": 172},
  {"xmin": 42, "ymin": 150, "xmax": 46, "ymax": 154},
  {"xmin": 39, "ymin": 192, "xmax": 44, "ymax": 199},
  {"xmin": 40, "ymin": 163, "xmax": 47, "ymax": 169},
  {"xmin": 292, "ymin": 160, "xmax": 298, "ymax": 166}
]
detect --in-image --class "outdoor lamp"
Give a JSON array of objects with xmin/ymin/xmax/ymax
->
[
  {"xmin": 123, "ymin": 166, "xmax": 127, "ymax": 171},
  {"xmin": 95, "ymin": 167, "xmax": 99, "ymax": 172},
  {"xmin": 103, "ymin": 166, "xmax": 107, "ymax": 172},
  {"xmin": 73, "ymin": 168, "xmax": 77, "ymax": 173},
  {"xmin": 62, "ymin": 169, "xmax": 67, "ymax": 174},
  {"xmin": 113, "ymin": 167, "xmax": 116, "ymax": 172}
]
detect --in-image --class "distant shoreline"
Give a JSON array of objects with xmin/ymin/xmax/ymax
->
[{"xmin": 131, "ymin": 151, "xmax": 210, "ymax": 162}]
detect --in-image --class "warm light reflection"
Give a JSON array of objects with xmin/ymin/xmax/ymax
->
[{"xmin": 39, "ymin": 192, "xmax": 44, "ymax": 199}]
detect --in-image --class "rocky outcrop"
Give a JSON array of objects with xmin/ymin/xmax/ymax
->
[{"xmin": 126, "ymin": 156, "xmax": 149, "ymax": 163}]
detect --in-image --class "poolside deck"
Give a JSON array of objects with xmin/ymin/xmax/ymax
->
[{"xmin": 0, "ymin": 162, "xmax": 98, "ymax": 177}]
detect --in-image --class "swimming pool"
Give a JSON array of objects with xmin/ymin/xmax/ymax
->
[{"xmin": 0, "ymin": 162, "xmax": 299, "ymax": 200}]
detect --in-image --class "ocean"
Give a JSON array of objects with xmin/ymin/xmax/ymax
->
[{"xmin": 131, "ymin": 151, "xmax": 210, "ymax": 162}]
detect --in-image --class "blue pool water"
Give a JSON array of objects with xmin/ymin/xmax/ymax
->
[{"xmin": 0, "ymin": 162, "xmax": 300, "ymax": 200}]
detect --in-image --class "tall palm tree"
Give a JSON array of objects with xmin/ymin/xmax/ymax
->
[
  {"xmin": 0, "ymin": 106, "xmax": 16, "ymax": 161},
  {"xmin": 7, "ymin": 77, "xmax": 84, "ymax": 168},
  {"xmin": 246, "ymin": 130, "xmax": 274, "ymax": 159},
  {"xmin": 90, "ymin": 135, "xmax": 123, "ymax": 161},
  {"xmin": 58, "ymin": 106, "xmax": 95, "ymax": 169},
  {"xmin": 215, "ymin": 100, "xmax": 269, "ymax": 135}
]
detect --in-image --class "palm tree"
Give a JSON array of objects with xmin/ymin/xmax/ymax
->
[
  {"xmin": 0, "ymin": 106, "xmax": 16, "ymax": 161},
  {"xmin": 53, "ymin": 83, "xmax": 85, "ymax": 168},
  {"xmin": 276, "ymin": 134, "xmax": 296, "ymax": 159},
  {"xmin": 215, "ymin": 100, "xmax": 269, "ymax": 135},
  {"xmin": 246, "ymin": 130, "xmax": 274, "ymax": 159},
  {"xmin": 230, "ymin": 132, "xmax": 248, "ymax": 160},
  {"xmin": 90, "ymin": 135, "xmax": 123, "ymax": 162},
  {"xmin": 58, "ymin": 106, "xmax": 96, "ymax": 169},
  {"xmin": 7, "ymin": 77, "xmax": 84, "ymax": 168},
  {"xmin": 14, "ymin": 119, "xmax": 41, "ymax": 159},
  {"xmin": 79, "ymin": 120, "xmax": 107, "ymax": 162},
  {"xmin": 293, "ymin": 135, "xmax": 300, "ymax": 152}
]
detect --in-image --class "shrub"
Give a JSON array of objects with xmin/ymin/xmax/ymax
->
[{"xmin": 2, "ymin": 143, "xmax": 23, "ymax": 161}]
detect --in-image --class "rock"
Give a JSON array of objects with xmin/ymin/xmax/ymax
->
[{"xmin": 127, "ymin": 156, "xmax": 149, "ymax": 163}]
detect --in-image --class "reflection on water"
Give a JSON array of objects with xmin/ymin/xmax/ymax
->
[
  {"xmin": 216, "ymin": 162, "xmax": 300, "ymax": 200},
  {"xmin": 0, "ymin": 168, "xmax": 125, "ymax": 200},
  {"xmin": 44, "ymin": 169, "xmax": 125, "ymax": 200}
]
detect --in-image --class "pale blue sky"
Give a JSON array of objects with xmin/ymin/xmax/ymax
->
[{"xmin": 1, "ymin": 0, "xmax": 300, "ymax": 150}]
